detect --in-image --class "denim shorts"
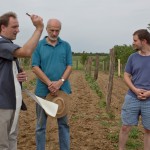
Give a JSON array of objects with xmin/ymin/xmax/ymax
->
[{"xmin": 121, "ymin": 94, "xmax": 150, "ymax": 130}]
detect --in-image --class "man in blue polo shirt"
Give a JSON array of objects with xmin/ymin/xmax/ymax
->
[
  {"xmin": 32, "ymin": 18, "xmax": 72, "ymax": 150},
  {"xmin": 0, "ymin": 12, "xmax": 43, "ymax": 150}
]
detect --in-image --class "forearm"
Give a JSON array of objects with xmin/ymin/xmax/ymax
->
[
  {"xmin": 124, "ymin": 72, "xmax": 146, "ymax": 96},
  {"xmin": 125, "ymin": 78, "xmax": 136, "ymax": 92},
  {"xmin": 14, "ymin": 28, "xmax": 43, "ymax": 57},
  {"xmin": 32, "ymin": 66, "xmax": 52, "ymax": 86},
  {"xmin": 124, "ymin": 72, "xmax": 136, "ymax": 93},
  {"xmin": 61, "ymin": 66, "xmax": 72, "ymax": 80}
]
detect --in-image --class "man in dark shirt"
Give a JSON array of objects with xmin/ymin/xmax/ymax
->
[{"xmin": 0, "ymin": 12, "xmax": 43, "ymax": 150}]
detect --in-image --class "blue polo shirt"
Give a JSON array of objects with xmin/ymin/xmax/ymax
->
[{"xmin": 32, "ymin": 36, "xmax": 72, "ymax": 97}]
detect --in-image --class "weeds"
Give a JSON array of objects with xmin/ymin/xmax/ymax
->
[
  {"xmin": 85, "ymin": 73, "xmax": 102, "ymax": 98},
  {"xmin": 129, "ymin": 127, "xmax": 139, "ymax": 139},
  {"xmin": 71, "ymin": 115, "xmax": 79, "ymax": 122},
  {"xmin": 108, "ymin": 111, "xmax": 115, "ymax": 119},
  {"xmin": 126, "ymin": 139, "xmax": 142, "ymax": 150},
  {"xmin": 100, "ymin": 120, "xmax": 111, "ymax": 127},
  {"xmin": 126, "ymin": 127, "xmax": 142, "ymax": 149},
  {"xmin": 98, "ymin": 99, "xmax": 106, "ymax": 108},
  {"xmin": 107, "ymin": 132, "xmax": 119, "ymax": 143}
]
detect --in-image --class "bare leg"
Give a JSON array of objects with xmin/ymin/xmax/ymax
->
[
  {"xmin": 144, "ymin": 129, "xmax": 150, "ymax": 150},
  {"xmin": 119, "ymin": 125, "xmax": 132, "ymax": 150}
]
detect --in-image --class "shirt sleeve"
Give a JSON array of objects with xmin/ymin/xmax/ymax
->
[
  {"xmin": 32, "ymin": 44, "xmax": 41, "ymax": 67},
  {"xmin": 0, "ymin": 38, "xmax": 20, "ymax": 60},
  {"xmin": 66, "ymin": 42, "xmax": 72, "ymax": 66},
  {"xmin": 124, "ymin": 54, "xmax": 133, "ymax": 74}
]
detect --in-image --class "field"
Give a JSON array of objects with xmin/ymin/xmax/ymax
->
[{"xmin": 17, "ymin": 70, "xmax": 144, "ymax": 150}]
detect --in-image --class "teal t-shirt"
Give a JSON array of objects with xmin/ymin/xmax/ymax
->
[{"xmin": 32, "ymin": 36, "xmax": 72, "ymax": 96}]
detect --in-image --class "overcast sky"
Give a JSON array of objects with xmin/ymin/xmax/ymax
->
[{"xmin": 1, "ymin": 0, "xmax": 150, "ymax": 53}]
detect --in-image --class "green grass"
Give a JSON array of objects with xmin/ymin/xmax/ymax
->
[
  {"xmin": 129, "ymin": 127, "xmax": 139, "ymax": 139},
  {"xmin": 107, "ymin": 132, "xmax": 119, "ymax": 143},
  {"xmin": 29, "ymin": 78, "xmax": 36, "ymax": 86},
  {"xmin": 126, "ymin": 127, "xmax": 143, "ymax": 150},
  {"xmin": 22, "ymin": 77, "xmax": 36, "ymax": 90},
  {"xmin": 71, "ymin": 114, "xmax": 84, "ymax": 122},
  {"xmin": 71, "ymin": 115, "xmax": 80, "ymax": 121},
  {"xmin": 100, "ymin": 120, "xmax": 111, "ymax": 127},
  {"xmin": 72, "ymin": 56, "xmax": 83, "ymax": 70},
  {"xmin": 98, "ymin": 99, "xmax": 106, "ymax": 108},
  {"xmin": 85, "ymin": 73, "xmax": 102, "ymax": 98},
  {"xmin": 108, "ymin": 112, "xmax": 115, "ymax": 119},
  {"xmin": 105, "ymin": 127, "xmax": 142, "ymax": 150},
  {"xmin": 126, "ymin": 139, "xmax": 142, "ymax": 150},
  {"xmin": 72, "ymin": 60, "xmax": 84, "ymax": 70}
]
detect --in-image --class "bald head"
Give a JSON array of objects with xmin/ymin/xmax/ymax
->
[
  {"xmin": 46, "ymin": 19, "xmax": 62, "ymax": 42},
  {"xmin": 46, "ymin": 19, "xmax": 61, "ymax": 30}
]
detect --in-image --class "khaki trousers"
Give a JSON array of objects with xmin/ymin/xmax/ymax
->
[{"xmin": 0, "ymin": 109, "xmax": 18, "ymax": 150}]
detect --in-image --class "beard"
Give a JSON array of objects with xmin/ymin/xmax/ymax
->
[
  {"xmin": 132, "ymin": 45, "xmax": 141, "ymax": 51},
  {"xmin": 48, "ymin": 35, "xmax": 58, "ymax": 41}
]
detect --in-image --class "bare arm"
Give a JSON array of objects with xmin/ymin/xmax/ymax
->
[
  {"xmin": 124, "ymin": 72, "xmax": 136, "ymax": 93},
  {"xmin": 48, "ymin": 66, "xmax": 72, "ymax": 93},
  {"xmin": 32, "ymin": 66, "xmax": 52, "ymax": 86},
  {"xmin": 124, "ymin": 72, "xmax": 146, "ymax": 98},
  {"xmin": 61, "ymin": 65, "xmax": 72, "ymax": 81},
  {"xmin": 13, "ymin": 14, "xmax": 44, "ymax": 57}
]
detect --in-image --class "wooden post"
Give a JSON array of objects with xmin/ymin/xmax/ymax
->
[
  {"xmin": 103, "ymin": 61, "xmax": 105, "ymax": 71},
  {"xmin": 94, "ymin": 54, "xmax": 99, "ymax": 80},
  {"xmin": 89, "ymin": 57, "xmax": 92, "ymax": 76},
  {"xmin": 106, "ymin": 49, "xmax": 115, "ymax": 111},
  {"xmin": 76, "ymin": 60, "xmax": 78, "ymax": 70},
  {"xmin": 118, "ymin": 59, "xmax": 121, "ymax": 77},
  {"xmin": 87, "ymin": 57, "xmax": 92, "ymax": 76},
  {"xmin": 84, "ymin": 60, "xmax": 87, "ymax": 73}
]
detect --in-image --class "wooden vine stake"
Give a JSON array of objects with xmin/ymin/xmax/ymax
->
[
  {"xmin": 87, "ymin": 57, "xmax": 92, "ymax": 76},
  {"xmin": 106, "ymin": 49, "xmax": 115, "ymax": 111},
  {"xmin": 76, "ymin": 60, "xmax": 78, "ymax": 70},
  {"xmin": 94, "ymin": 54, "xmax": 99, "ymax": 80},
  {"xmin": 118, "ymin": 59, "xmax": 121, "ymax": 77}
]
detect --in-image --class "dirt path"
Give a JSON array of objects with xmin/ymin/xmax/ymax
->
[{"xmin": 18, "ymin": 70, "xmax": 128, "ymax": 150}]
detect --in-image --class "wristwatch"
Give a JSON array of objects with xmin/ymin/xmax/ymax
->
[{"xmin": 61, "ymin": 78, "xmax": 65, "ymax": 82}]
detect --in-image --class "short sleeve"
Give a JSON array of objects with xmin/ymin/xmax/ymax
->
[
  {"xmin": 32, "ymin": 44, "xmax": 41, "ymax": 67},
  {"xmin": 0, "ymin": 37, "xmax": 20, "ymax": 60},
  {"xmin": 66, "ymin": 42, "xmax": 72, "ymax": 66},
  {"xmin": 124, "ymin": 54, "xmax": 133, "ymax": 74}
]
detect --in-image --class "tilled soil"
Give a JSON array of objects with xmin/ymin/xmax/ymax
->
[{"xmin": 17, "ymin": 70, "xmax": 137, "ymax": 150}]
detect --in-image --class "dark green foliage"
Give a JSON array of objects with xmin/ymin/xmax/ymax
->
[
  {"xmin": 114, "ymin": 45, "xmax": 135, "ymax": 66},
  {"xmin": 73, "ymin": 52, "xmax": 108, "ymax": 56},
  {"xmin": 80, "ymin": 51, "xmax": 89, "ymax": 65}
]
